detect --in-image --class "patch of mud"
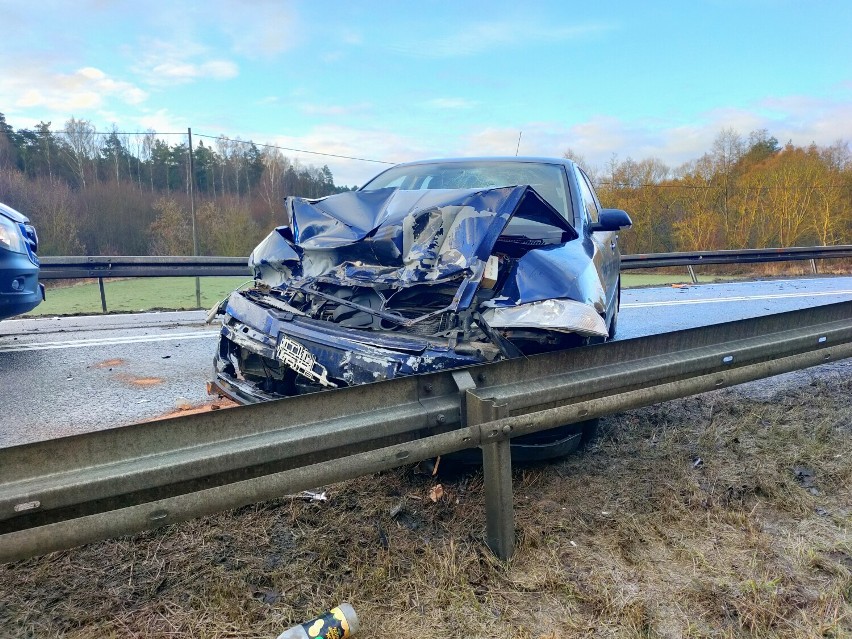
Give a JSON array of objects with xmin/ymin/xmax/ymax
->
[
  {"xmin": 149, "ymin": 398, "xmax": 238, "ymax": 421},
  {"xmin": 114, "ymin": 374, "xmax": 163, "ymax": 387},
  {"xmin": 91, "ymin": 358, "xmax": 125, "ymax": 369}
]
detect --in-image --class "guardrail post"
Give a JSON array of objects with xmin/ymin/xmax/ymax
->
[
  {"xmin": 811, "ymin": 259, "xmax": 818, "ymax": 275},
  {"xmin": 467, "ymin": 392, "xmax": 513, "ymax": 560},
  {"xmin": 687, "ymin": 265, "xmax": 698, "ymax": 284},
  {"xmin": 98, "ymin": 277, "xmax": 107, "ymax": 313}
]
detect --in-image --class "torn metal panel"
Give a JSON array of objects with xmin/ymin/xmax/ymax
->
[
  {"xmin": 480, "ymin": 299, "xmax": 609, "ymax": 338},
  {"xmin": 250, "ymin": 186, "xmax": 575, "ymax": 312},
  {"xmin": 495, "ymin": 240, "xmax": 607, "ymax": 310}
]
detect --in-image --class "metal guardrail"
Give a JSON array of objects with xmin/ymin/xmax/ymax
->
[
  {"xmin": 620, "ymin": 245, "xmax": 852, "ymax": 269},
  {"xmin": 1, "ymin": 300, "xmax": 850, "ymax": 563},
  {"xmin": 38, "ymin": 255, "xmax": 250, "ymax": 280},
  {"xmin": 36, "ymin": 246, "xmax": 852, "ymax": 311},
  {"xmin": 38, "ymin": 245, "xmax": 852, "ymax": 280}
]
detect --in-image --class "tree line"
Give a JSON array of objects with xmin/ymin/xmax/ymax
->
[
  {"xmin": 568, "ymin": 129, "xmax": 851, "ymax": 255},
  {"xmin": 0, "ymin": 114, "xmax": 351, "ymax": 256},
  {"xmin": 0, "ymin": 114, "xmax": 849, "ymax": 257}
]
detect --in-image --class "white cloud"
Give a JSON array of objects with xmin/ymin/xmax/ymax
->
[
  {"xmin": 216, "ymin": 1, "xmax": 302, "ymax": 58},
  {"xmin": 456, "ymin": 93, "xmax": 852, "ymax": 175},
  {"xmin": 132, "ymin": 39, "xmax": 239, "ymax": 86},
  {"xmin": 262, "ymin": 124, "xmax": 441, "ymax": 187},
  {"xmin": 0, "ymin": 64, "xmax": 148, "ymax": 113},
  {"xmin": 135, "ymin": 109, "xmax": 189, "ymax": 133},
  {"xmin": 236, "ymin": 88, "xmax": 852, "ymax": 189},
  {"xmin": 150, "ymin": 59, "xmax": 238, "ymax": 83}
]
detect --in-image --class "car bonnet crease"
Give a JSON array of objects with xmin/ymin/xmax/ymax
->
[{"xmin": 249, "ymin": 185, "xmax": 578, "ymax": 312}]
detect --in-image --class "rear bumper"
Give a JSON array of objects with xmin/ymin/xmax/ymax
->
[{"xmin": 0, "ymin": 250, "xmax": 42, "ymax": 320}]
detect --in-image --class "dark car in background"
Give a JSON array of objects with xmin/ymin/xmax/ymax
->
[
  {"xmin": 210, "ymin": 157, "xmax": 631, "ymax": 459},
  {"xmin": 0, "ymin": 202, "xmax": 43, "ymax": 320}
]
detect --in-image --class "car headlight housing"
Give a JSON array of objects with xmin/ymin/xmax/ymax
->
[{"xmin": 0, "ymin": 216, "xmax": 26, "ymax": 253}]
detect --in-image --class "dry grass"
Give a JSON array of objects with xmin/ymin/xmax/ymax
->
[{"xmin": 2, "ymin": 369, "xmax": 851, "ymax": 638}]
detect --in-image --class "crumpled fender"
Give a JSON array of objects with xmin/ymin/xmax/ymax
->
[
  {"xmin": 249, "ymin": 185, "xmax": 576, "ymax": 311},
  {"xmin": 494, "ymin": 238, "xmax": 607, "ymax": 311}
]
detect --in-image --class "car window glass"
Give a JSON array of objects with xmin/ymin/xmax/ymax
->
[
  {"xmin": 362, "ymin": 161, "xmax": 570, "ymax": 219},
  {"xmin": 575, "ymin": 167, "xmax": 599, "ymax": 223}
]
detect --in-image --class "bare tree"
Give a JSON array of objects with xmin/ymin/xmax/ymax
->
[{"xmin": 62, "ymin": 117, "xmax": 97, "ymax": 189}]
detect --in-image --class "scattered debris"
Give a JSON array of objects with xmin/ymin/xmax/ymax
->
[
  {"xmin": 428, "ymin": 484, "xmax": 444, "ymax": 502},
  {"xmin": 252, "ymin": 589, "xmax": 281, "ymax": 605},
  {"xmin": 793, "ymin": 466, "xmax": 817, "ymax": 489},
  {"xmin": 415, "ymin": 457, "xmax": 441, "ymax": 476},
  {"xmin": 692, "ymin": 456, "xmax": 704, "ymax": 469},
  {"xmin": 284, "ymin": 490, "xmax": 328, "ymax": 502},
  {"xmin": 277, "ymin": 603, "xmax": 359, "ymax": 639},
  {"xmin": 389, "ymin": 500, "xmax": 405, "ymax": 518}
]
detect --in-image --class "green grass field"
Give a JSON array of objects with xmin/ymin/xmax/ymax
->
[
  {"xmin": 26, "ymin": 272, "xmax": 735, "ymax": 316},
  {"xmin": 29, "ymin": 277, "xmax": 252, "ymax": 316}
]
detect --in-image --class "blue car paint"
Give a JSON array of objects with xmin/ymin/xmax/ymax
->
[
  {"xmin": 250, "ymin": 185, "xmax": 576, "ymax": 313},
  {"xmin": 0, "ymin": 202, "xmax": 43, "ymax": 320},
  {"xmin": 213, "ymin": 158, "xmax": 628, "ymax": 406},
  {"xmin": 220, "ymin": 290, "xmax": 484, "ymax": 394}
]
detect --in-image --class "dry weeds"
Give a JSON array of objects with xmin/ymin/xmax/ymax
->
[{"xmin": 2, "ymin": 370, "xmax": 850, "ymax": 638}]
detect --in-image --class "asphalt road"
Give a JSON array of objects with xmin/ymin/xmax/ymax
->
[{"xmin": 0, "ymin": 275, "xmax": 849, "ymax": 448}]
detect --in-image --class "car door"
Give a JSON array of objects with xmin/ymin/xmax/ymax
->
[{"xmin": 574, "ymin": 167, "xmax": 619, "ymax": 314}]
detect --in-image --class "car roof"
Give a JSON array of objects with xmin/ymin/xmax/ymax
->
[{"xmin": 386, "ymin": 156, "xmax": 577, "ymax": 169}]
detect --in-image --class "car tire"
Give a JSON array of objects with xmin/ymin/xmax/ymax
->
[{"xmin": 607, "ymin": 278, "xmax": 620, "ymax": 340}]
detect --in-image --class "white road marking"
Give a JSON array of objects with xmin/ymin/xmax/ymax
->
[
  {"xmin": 2, "ymin": 309, "xmax": 208, "ymax": 324},
  {"xmin": 623, "ymin": 290, "xmax": 852, "ymax": 308},
  {"xmin": 0, "ymin": 331, "xmax": 218, "ymax": 353}
]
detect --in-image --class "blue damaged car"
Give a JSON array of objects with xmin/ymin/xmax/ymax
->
[
  {"xmin": 210, "ymin": 158, "xmax": 631, "ymax": 457},
  {"xmin": 0, "ymin": 202, "xmax": 43, "ymax": 320}
]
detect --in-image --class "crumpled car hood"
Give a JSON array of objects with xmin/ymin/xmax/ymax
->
[{"xmin": 250, "ymin": 185, "xmax": 577, "ymax": 311}]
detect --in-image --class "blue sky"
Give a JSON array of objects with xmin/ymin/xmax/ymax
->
[{"xmin": 1, "ymin": 0, "xmax": 850, "ymax": 186}]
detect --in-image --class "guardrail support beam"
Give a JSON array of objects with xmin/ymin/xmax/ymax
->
[
  {"xmin": 467, "ymin": 392, "xmax": 514, "ymax": 561},
  {"xmin": 98, "ymin": 277, "xmax": 107, "ymax": 313},
  {"xmin": 687, "ymin": 265, "xmax": 698, "ymax": 284}
]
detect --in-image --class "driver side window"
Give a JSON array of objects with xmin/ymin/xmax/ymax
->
[{"xmin": 574, "ymin": 167, "xmax": 600, "ymax": 223}]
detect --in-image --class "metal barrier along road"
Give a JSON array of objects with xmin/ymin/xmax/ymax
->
[
  {"xmin": 620, "ymin": 244, "xmax": 852, "ymax": 268},
  {"xmin": 36, "ymin": 246, "xmax": 852, "ymax": 311},
  {"xmin": 38, "ymin": 245, "xmax": 852, "ymax": 280},
  {"xmin": 38, "ymin": 255, "xmax": 250, "ymax": 280},
  {"xmin": 1, "ymin": 300, "xmax": 850, "ymax": 563}
]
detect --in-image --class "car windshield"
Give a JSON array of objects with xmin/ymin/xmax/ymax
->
[{"xmin": 362, "ymin": 161, "xmax": 571, "ymax": 219}]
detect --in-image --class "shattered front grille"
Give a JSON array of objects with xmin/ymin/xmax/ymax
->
[{"xmin": 403, "ymin": 313, "xmax": 452, "ymax": 336}]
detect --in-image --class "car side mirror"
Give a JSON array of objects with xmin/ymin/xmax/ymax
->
[{"xmin": 590, "ymin": 208, "xmax": 632, "ymax": 232}]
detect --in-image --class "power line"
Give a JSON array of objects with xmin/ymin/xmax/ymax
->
[
  {"xmin": 194, "ymin": 134, "xmax": 395, "ymax": 165},
  {"xmin": 92, "ymin": 130, "xmax": 394, "ymax": 165}
]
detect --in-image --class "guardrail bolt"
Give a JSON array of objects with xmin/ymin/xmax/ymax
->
[
  {"xmin": 477, "ymin": 373, "xmax": 487, "ymax": 383},
  {"xmin": 424, "ymin": 384, "xmax": 433, "ymax": 393},
  {"xmin": 436, "ymin": 414, "xmax": 446, "ymax": 424}
]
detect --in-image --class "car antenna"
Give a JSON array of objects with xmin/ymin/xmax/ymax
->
[{"xmin": 515, "ymin": 131, "xmax": 523, "ymax": 156}]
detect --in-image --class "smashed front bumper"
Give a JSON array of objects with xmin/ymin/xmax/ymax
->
[{"xmin": 210, "ymin": 290, "xmax": 488, "ymax": 404}]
